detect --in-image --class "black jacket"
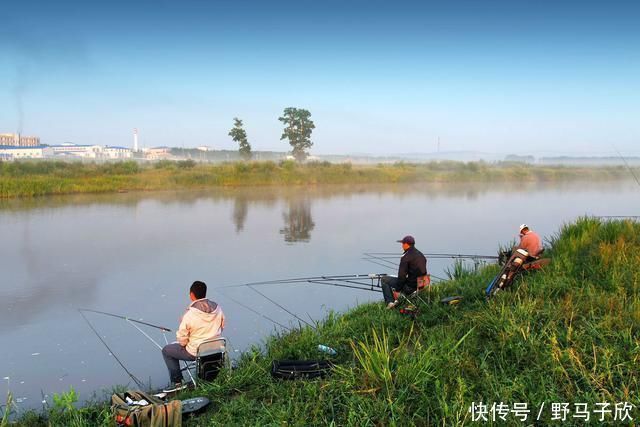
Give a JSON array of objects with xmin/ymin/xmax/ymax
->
[{"xmin": 397, "ymin": 246, "xmax": 427, "ymax": 292}]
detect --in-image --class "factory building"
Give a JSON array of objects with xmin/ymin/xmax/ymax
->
[
  {"xmin": 104, "ymin": 146, "xmax": 133, "ymax": 159},
  {"xmin": 0, "ymin": 133, "xmax": 41, "ymax": 147},
  {"xmin": 0, "ymin": 146, "xmax": 53, "ymax": 160}
]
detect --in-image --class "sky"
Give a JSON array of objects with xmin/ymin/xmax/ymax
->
[{"xmin": 1, "ymin": 0, "xmax": 639, "ymax": 155}]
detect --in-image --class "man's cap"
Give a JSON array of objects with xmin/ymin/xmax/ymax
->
[
  {"xmin": 519, "ymin": 224, "xmax": 529, "ymax": 232},
  {"xmin": 397, "ymin": 235, "xmax": 415, "ymax": 245}
]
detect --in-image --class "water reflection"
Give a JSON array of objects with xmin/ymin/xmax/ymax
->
[
  {"xmin": 232, "ymin": 197, "xmax": 248, "ymax": 233},
  {"xmin": 280, "ymin": 199, "xmax": 315, "ymax": 243},
  {"xmin": 0, "ymin": 220, "xmax": 101, "ymax": 332}
]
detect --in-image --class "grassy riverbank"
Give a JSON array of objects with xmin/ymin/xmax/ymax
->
[
  {"xmin": 7, "ymin": 217, "xmax": 639, "ymax": 425},
  {"xmin": 0, "ymin": 159, "xmax": 633, "ymax": 198}
]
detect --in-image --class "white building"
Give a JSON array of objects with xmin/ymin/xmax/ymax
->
[
  {"xmin": 104, "ymin": 146, "xmax": 132, "ymax": 159},
  {"xmin": 0, "ymin": 146, "xmax": 53, "ymax": 160},
  {"xmin": 143, "ymin": 147, "xmax": 172, "ymax": 160},
  {"xmin": 51, "ymin": 144, "xmax": 104, "ymax": 158}
]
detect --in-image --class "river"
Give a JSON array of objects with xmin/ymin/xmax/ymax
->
[{"xmin": 1, "ymin": 181, "xmax": 638, "ymax": 410}]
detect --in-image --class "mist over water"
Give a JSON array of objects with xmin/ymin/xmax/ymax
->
[{"xmin": 1, "ymin": 181, "xmax": 639, "ymax": 410}]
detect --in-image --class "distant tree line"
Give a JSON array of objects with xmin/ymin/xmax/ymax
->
[{"xmin": 229, "ymin": 107, "xmax": 315, "ymax": 162}]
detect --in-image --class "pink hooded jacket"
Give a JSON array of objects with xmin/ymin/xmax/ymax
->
[
  {"xmin": 176, "ymin": 298, "xmax": 225, "ymax": 356},
  {"xmin": 518, "ymin": 230, "xmax": 543, "ymax": 257}
]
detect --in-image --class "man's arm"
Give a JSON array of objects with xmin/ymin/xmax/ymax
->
[
  {"xmin": 396, "ymin": 255, "xmax": 409, "ymax": 289},
  {"xmin": 176, "ymin": 312, "xmax": 190, "ymax": 347}
]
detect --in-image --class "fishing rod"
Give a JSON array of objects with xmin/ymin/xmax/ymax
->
[
  {"xmin": 306, "ymin": 279, "xmax": 383, "ymax": 292},
  {"xmin": 78, "ymin": 310, "xmax": 146, "ymax": 389},
  {"xmin": 361, "ymin": 254, "xmax": 453, "ymax": 282},
  {"xmin": 220, "ymin": 274, "xmax": 386, "ymax": 293},
  {"xmin": 217, "ymin": 289, "xmax": 292, "ymax": 331},
  {"xmin": 615, "ymin": 147, "xmax": 640, "ymax": 188},
  {"xmin": 364, "ymin": 252, "xmax": 499, "ymax": 260},
  {"xmin": 79, "ymin": 309, "xmax": 172, "ymax": 355},
  {"xmin": 78, "ymin": 308, "xmax": 172, "ymax": 332},
  {"xmin": 215, "ymin": 274, "xmax": 380, "ymax": 290},
  {"xmin": 247, "ymin": 285, "xmax": 314, "ymax": 328}
]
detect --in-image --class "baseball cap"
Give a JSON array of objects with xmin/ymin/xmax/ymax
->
[
  {"xmin": 519, "ymin": 224, "xmax": 529, "ymax": 232},
  {"xmin": 396, "ymin": 235, "xmax": 415, "ymax": 245}
]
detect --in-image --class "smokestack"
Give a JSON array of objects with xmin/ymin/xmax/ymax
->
[{"xmin": 133, "ymin": 128, "xmax": 138, "ymax": 152}]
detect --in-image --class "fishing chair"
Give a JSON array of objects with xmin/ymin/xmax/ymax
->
[
  {"xmin": 181, "ymin": 337, "xmax": 228, "ymax": 387},
  {"xmin": 392, "ymin": 274, "xmax": 431, "ymax": 307}
]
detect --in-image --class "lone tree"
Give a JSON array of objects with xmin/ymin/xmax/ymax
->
[
  {"xmin": 229, "ymin": 117, "xmax": 251, "ymax": 160},
  {"xmin": 278, "ymin": 107, "xmax": 315, "ymax": 162}
]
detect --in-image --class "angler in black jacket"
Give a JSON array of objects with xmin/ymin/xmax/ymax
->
[{"xmin": 381, "ymin": 235, "xmax": 428, "ymax": 307}]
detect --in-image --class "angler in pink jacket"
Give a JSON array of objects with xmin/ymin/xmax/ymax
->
[
  {"xmin": 518, "ymin": 224, "xmax": 543, "ymax": 258},
  {"xmin": 161, "ymin": 280, "xmax": 225, "ymax": 392}
]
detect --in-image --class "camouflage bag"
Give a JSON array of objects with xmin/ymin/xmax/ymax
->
[{"xmin": 111, "ymin": 390, "xmax": 182, "ymax": 427}]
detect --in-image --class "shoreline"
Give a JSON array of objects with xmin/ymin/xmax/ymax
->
[
  {"xmin": 6, "ymin": 217, "xmax": 639, "ymax": 425},
  {"xmin": 0, "ymin": 160, "xmax": 634, "ymax": 199}
]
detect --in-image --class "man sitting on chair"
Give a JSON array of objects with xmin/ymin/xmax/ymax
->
[
  {"xmin": 162, "ymin": 280, "xmax": 225, "ymax": 392},
  {"xmin": 381, "ymin": 235, "xmax": 428, "ymax": 309}
]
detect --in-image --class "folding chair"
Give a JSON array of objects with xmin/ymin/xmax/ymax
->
[
  {"xmin": 392, "ymin": 274, "xmax": 431, "ymax": 307},
  {"xmin": 181, "ymin": 337, "xmax": 228, "ymax": 387}
]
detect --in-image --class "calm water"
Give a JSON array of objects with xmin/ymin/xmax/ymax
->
[{"xmin": 1, "ymin": 181, "xmax": 638, "ymax": 410}]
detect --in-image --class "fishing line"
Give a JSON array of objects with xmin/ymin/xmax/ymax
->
[
  {"xmin": 78, "ymin": 310, "xmax": 145, "ymax": 389},
  {"xmin": 248, "ymin": 285, "xmax": 314, "ymax": 328}
]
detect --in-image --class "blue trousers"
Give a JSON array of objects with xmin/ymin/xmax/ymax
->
[{"xmin": 161, "ymin": 343, "xmax": 196, "ymax": 383}]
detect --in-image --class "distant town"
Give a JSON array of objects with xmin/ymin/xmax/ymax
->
[
  {"xmin": 1, "ymin": 131, "xmax": 639, "ymax": 166},
  {"xmin": 0, "ymin": 131, "xmax": 170, "ymax": 162}
]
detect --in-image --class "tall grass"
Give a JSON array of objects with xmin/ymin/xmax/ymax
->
[
  {"xmin": 1, "ymin": 392, "xmax": 12, "ymax": 427},
  {"xmin": 8, "ymin": 218, "xmax": 640, "ymax": 425},
  {"xmin": 0, "ymin": 160, "xmax": 632, "ymax": 198}
]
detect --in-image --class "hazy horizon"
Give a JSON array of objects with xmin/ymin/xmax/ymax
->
[{"xmin": 1, "ymin": 0, "xmax": 638, "ymax": 155}]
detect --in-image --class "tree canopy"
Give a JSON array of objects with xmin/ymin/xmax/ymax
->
[
  {"xmin": 278, "ymin": 107, "xmax": 315, "ymax": 162},
  {"xmin": 229, "ymin": 117, "xmax": 251, "ymax": 160}
]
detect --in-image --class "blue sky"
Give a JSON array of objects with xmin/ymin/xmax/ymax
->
[{"xmin": 1, "ymin": 0, "xmax": 638, "ymax": 155}]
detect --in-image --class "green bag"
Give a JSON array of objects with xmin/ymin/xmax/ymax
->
[{"xmin": 111, "ymin": 390, "xmax": 182, "ymax": 427}]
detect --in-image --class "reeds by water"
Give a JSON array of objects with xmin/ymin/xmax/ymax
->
[{"xmin": 1, "ymin": 160, "xmax": 633, "ymax": 198}]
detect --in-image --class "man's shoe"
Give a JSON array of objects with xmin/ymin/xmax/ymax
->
[
  {"xmin": 162, "ymin": 382, "xmax": 188, "ymax": 393},
  {"xmin": 386, "ymin": 301, "xmax": 398, "ymax": 309}
]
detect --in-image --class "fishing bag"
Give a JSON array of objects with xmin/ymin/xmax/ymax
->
[
  {"xmin": 111, "ymin": 390, "xmax": 182, "ymax": 427},
  {"xmin": 271, "ymin": 360, "xmax": 334, "ymax": 380}
]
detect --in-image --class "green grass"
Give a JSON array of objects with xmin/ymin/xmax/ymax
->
[
  {"xmin": 0, "ymin": 160, "xmax": 634, "ymax": 198},
  {"xmin": 8, "ymin": 218, "xmax": 640, "ymax": 425}
]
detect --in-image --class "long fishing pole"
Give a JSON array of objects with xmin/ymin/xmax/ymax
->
[
  {"xmin": 217, "ymin": 289, "xmax": 292, "ymax": 331},
  {"xmin": 78, "ymin": 310, "xmax": 145, "ymax": 389},
  {"xmin": 364, "ymin": 252, "xmax": 498, "ymax": 260},
  {"xmin": 78, "ymin": 308, "xmax": 171, "ymax": 332},
  {"xmin": 615, "ymin": 147, "xmax": 640, "ymax": 188},
  {"xmin": 363, "ymin": 257, "xmax": 398, "ymax": 271},
  {"xmin": 248, "ymin": 285, "xmax": 314, "ymax": 328},
  {"xmin": 220, "ymin": 277, "xmax": 385, "ymax": 293},
  {"xmin": 126, "ymin": 320, "xmax": 164, "ymax": 350},
  {"xmin": 215, "ymin": 274, "xmax": 378, "ymax": 290},
  {"xmin": 307, "ymin": 279, "xmax": 383, "ymax": 292},
  {"xmin": 362, "ymin": 255, "xmax": 449, "ymax": 282}
]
